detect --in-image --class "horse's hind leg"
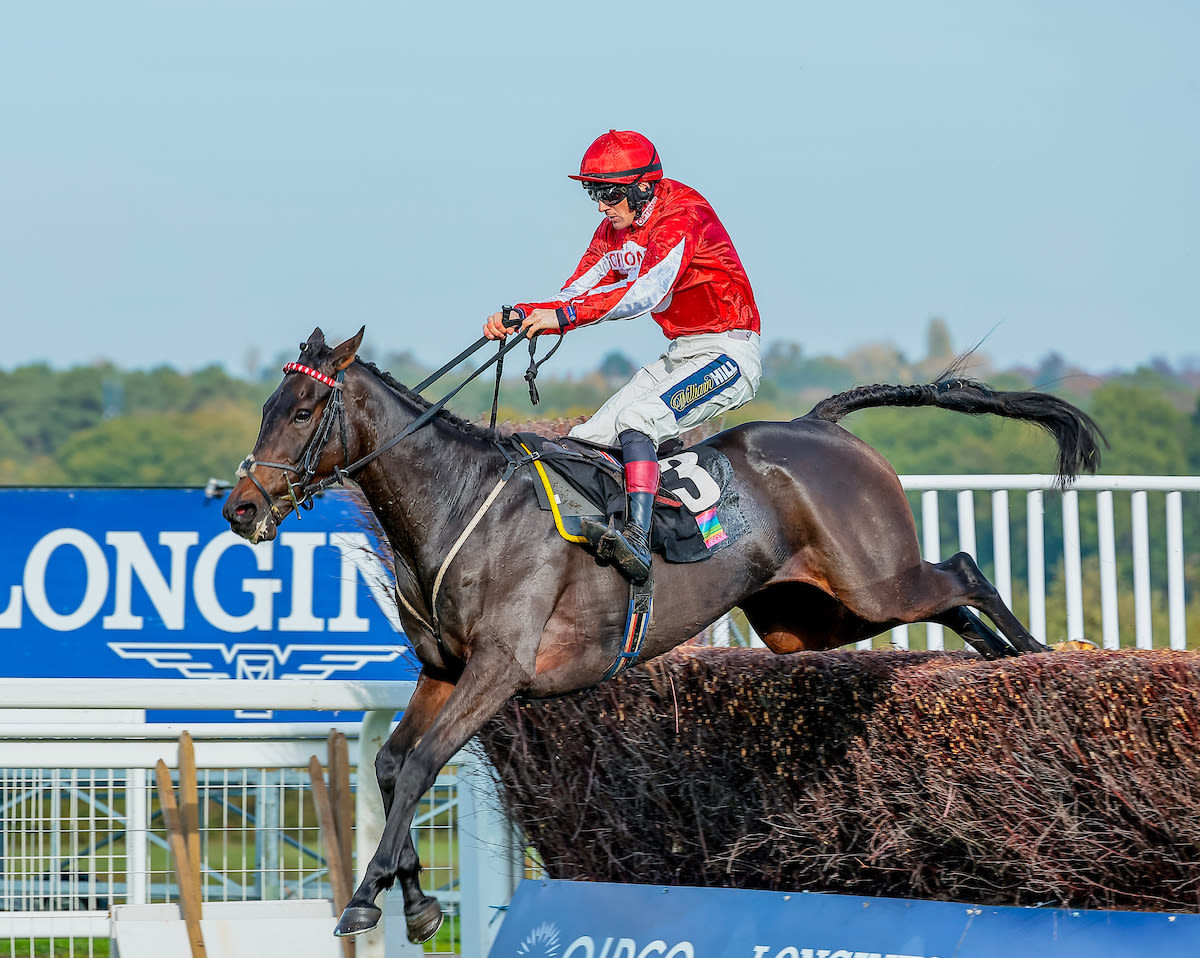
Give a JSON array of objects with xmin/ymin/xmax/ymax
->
[
  {"xmin": 932, "ymin": 606, "xmax": 1017, "ymax": 660},
  {"xmin": 927, "ymin": 552, "xmax": 1048, "ymax": 654}
]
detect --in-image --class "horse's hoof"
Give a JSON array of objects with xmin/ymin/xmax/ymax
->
[
  {"xmin": 334, "ymin": 904, "xmax": 382, "ymax": 937},
  {"xmin": 406, "ymin": 896, "xmax": 444, "ymax": 944}
]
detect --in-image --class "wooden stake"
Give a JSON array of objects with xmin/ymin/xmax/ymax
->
[
  {"xmin": 328, "ymin": 730, "xmax": 354, "ymax": 890},
  {"xmin": 309, "ymin": 756, "xmax": 354, "ymax": 958},
  {"xmin": 178, "ymin": 731, "xmax": 202, "ymax": 897},
  {"xmin": 328, "ymin": 731, "xmax": 356, "ymax": 958},
  {"xmin": 155, "ymin": 759, "xmax": 207, "ymax": 958}
]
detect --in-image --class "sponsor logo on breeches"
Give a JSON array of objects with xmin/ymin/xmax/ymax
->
[{"xmin": 662, "ymin": 356, "xmax": 741, "ymax": 420}]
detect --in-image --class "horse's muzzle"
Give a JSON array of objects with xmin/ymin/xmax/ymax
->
[{"xmin": 222, "ymin": 491, "xmax": 280, "ymax": 543}]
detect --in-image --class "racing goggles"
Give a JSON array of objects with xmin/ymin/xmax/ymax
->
[{"xmin": 581, "ymin": 180, "xmax": 629, "ymax": 206}]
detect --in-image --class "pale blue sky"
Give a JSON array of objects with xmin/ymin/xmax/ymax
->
[{"xmin": 2, "ymin": 1, "xmax": 1196, "ymax": 379}]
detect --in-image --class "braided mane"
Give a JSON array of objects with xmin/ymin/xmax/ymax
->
[{"xmin": 353, "ymin": 359, "xmax": 501, "ymax": 442}]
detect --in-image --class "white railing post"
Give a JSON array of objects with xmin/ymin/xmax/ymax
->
[
  {"xmin": 256, "ymin": 771, "xmax": 281, "ymax": 900},
  {"xmin": 456, "ymin": 752, "xmax": 522, "ymax": 958},
  {"xmin": 921, "ymin": 490, "xmax": 943, "ymax": 651},
  {"xmin": 1096, "ymin": 490, "xmax": 1120, "ymax": 649},
  {"xmin": 1132, "ymin": 490, "xmax": 1153, "ymax": 649},
  {"xmin": 992, "ymin": 490, "xmax": 1012, "ymax": 608},
  {"xmin": 1026, "ymin": 490, "xmax": 1047, "ymax": 643},
  {"xmin": 126, "ymin": 767, "xmax": 148, "ymax": 905},
  {"xmin": 1062, "ymin": 490, "xmax": 1084, "ymax": 641},
  {"xmin": 49, "ymin": 769, "xmax": 62, "ymax": 909},
  {"xmin": 957, "ymin": 490, "xmax": 977, "ymax": 560},
  {"xmin": 1167, "ymin": 491, "xmax": 1186, "ymax": 650}
]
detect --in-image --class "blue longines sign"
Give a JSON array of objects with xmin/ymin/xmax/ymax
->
[
  {"xmin": 490, "ymin": 880, "xmax": 1200, "ymax": 957},
  {"xmin": 0, "ymin": 487, "xmax": 418, "ymax": 722}
]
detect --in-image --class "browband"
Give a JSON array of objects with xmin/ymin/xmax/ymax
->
[{"xmin": 282, "ymin": 362, "xmax": 343, "ymax": 390}]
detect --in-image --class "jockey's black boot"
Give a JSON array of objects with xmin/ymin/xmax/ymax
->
[
  {"xmin": 607, "ymin": 429, "xmax": 659, "ymax": 584},
  {"xmin": 611, "ymin": 489, "xmax": 654, "ymax": 584}
]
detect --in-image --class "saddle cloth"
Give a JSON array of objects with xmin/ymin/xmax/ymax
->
[{"xmin": 510, "ymin": 433, "xmax": 749, "ymax": 563}]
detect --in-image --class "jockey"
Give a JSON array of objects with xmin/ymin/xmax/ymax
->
[{"xmin": 483, "ymin": 129, "xmax": 762, "ymax": 584}]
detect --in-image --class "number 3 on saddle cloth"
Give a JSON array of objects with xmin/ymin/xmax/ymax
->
[
  {"xmin": 509, "ymin": 432, "xmax": 751, "ymax": 563},
  {"xmin": 510, "ymin": 432, "xmax": 750, "ymax": 679}
]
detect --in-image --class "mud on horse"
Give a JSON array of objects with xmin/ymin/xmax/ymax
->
[{"xmin": 222, "ymin": 327, "xmax": 1103, "ymax": 942}]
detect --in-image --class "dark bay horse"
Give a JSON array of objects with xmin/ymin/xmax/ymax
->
[{"xmin": 222, "ymin": 327, "xmax": 1102, "ymax": 942}]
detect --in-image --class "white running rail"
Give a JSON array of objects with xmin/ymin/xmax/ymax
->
[{"xmin": 881, "ymin": 475, "xmax": 1199, "ymax": 651}]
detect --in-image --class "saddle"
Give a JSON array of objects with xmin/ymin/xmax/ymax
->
[
  {"xmin": 506, "ymin": 432, "xmax": 749, "ymax": 681},
  {"xmin": 509, "ymin": 432, "xmax": 748, "ymax": 564}
]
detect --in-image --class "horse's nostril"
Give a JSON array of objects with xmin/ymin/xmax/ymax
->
[{"xmin": 224, "ymin": 499, "xmax": 254, "ymax": 522}]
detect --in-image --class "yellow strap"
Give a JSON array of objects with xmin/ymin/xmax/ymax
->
[{"xmin": 520, "ymin": 442, "xmax": 588, "ymax": 544}]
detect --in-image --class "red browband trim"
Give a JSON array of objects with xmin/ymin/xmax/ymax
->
[{"xmin": 282, "ymin": 362, "xmax": 342, "ymax": 390}]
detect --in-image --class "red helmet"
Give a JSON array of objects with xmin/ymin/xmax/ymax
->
[{"xmin": 568, "ymin": 130, "xmax": 663, "ymax": 184}]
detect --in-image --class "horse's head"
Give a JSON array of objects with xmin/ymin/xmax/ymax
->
[{"xmin": 223, "ymin": 325, "xmax": 364, "ymax": 543}]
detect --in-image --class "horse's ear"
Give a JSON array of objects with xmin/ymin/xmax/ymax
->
[
  {"xmin": 330, "ymin": 326, "xmax": 365, "ymax": 372},
  {"xmin": 303, "ymin": 328, "xmax": 326, "ymax": 353}
]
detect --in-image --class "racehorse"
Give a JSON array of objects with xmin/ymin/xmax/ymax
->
[{"xmin": 222, "ymin": 327, "xmax": 1103, "ymax": 942}]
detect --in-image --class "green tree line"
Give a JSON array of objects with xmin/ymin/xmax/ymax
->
[
  {"xmin": 3, "ymin": 323, "xmax": 1198, "ymax": 646},
  {"xmin": 3, "ymin": 325, "xmax": 1199, "ymax": 485}
]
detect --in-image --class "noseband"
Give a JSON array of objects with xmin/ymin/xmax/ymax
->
[{"xmin": 237, "ymin": 362, "xmax": 350, "ymax": 523}]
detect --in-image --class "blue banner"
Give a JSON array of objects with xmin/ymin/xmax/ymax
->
[
  {"xmin": 0, "ymin": 488, "xmax": 419, "ymax": 721},
  {"xmin": 490, "ymin": 880, "xmax": 1200, "ymax": 958}
]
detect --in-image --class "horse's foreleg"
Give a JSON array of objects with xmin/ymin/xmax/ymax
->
[
  {"xmin": 335, "ymin": 654, "xmax": 521, "ymax": 943},
  {"xmin": 375, "ymin": 672, "xmax": 456, "ymax": 815},
  {"xmin": 356, "ymin": 670, "xmax": 457, "ymax": 940},
  {"xmin": 336, "ymin": 672, "xmax": 455, "ymax": 939}
]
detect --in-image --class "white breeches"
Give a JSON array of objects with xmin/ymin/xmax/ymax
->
[{"xmin": 568, "ymin": 331, "xmax": 762, "ymax": 447}]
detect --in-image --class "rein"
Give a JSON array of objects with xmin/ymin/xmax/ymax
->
[
  {"xmin": 413, "ymin": 306, "xmax": 562, "ymax": 414},
  {"xmin": 239, "ymin": 319, "xmax": 557, "ymax": 522}
]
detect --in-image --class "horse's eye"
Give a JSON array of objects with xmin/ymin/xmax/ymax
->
[{"xmin": 294, "ymin": 409, "xmax": 313, "ymax": 424}]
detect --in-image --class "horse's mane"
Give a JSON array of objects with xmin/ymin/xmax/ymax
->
[{"xmin": 354, "ymin": 359, "xmax": 501, "ymax": 443}]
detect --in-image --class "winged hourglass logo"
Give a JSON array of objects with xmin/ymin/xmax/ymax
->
[
  {"xmin": 106, "ymin": 641, "xmax": 412, "ymax": 718},
  {"xmin": 107, "ymin": 641, "xmax": 409, "ymax": 680}
]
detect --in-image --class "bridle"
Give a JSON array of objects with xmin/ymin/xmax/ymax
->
[
  {"xmin": 236, "ymin": 362, "xmax": 350, "ymax": 524},
  {"xmin": 236, "ymin": 317, "xmax": 556, "ymax": 527}
]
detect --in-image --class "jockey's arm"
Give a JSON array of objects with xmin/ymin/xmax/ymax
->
[{"xmin": 484, "ymin": 207, "xmax": 696, "ymax": 341}]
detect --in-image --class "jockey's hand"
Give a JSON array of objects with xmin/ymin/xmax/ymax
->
[
  {"xmin": 482, "ymin": 311, "xmax": 513, "ymax": 340},
  {"xmin": 483, "ymin": 308, "xmax": 561, "ymax": 341}
]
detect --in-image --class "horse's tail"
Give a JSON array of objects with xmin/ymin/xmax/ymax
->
[{"xmin": 803, "ymin": 378, "xmax": 1106, "ymax": 483}]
